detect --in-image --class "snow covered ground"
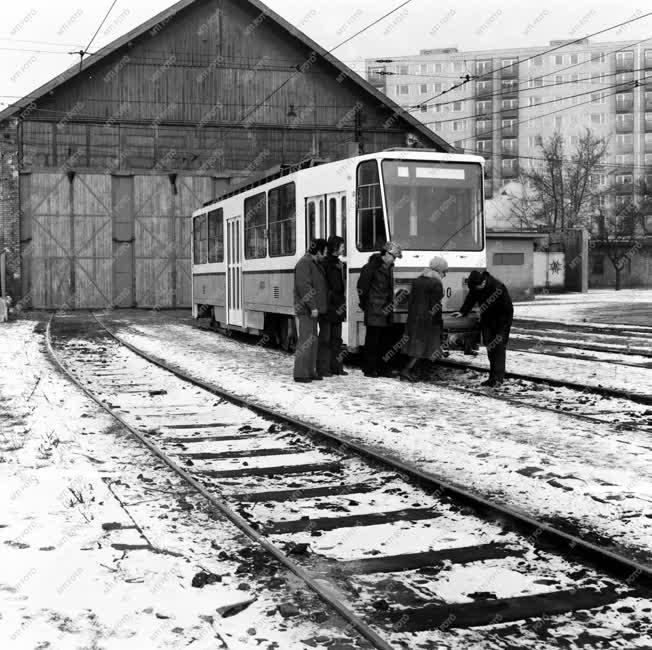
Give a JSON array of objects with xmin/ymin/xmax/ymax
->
[
  {"xmin": 514, "ymin": 289, "xmax": 652, "ymax": 328},
  {"xmin": 0, "ymin": 318, "xmax": 355, "ymax": 649},
  {"xmin": 99, "ymin": 311, "xmax": 652, "ymax": 566},
  {"xmin": 447, "ymin": 347, "xmax": 651, "ymax": 400}
]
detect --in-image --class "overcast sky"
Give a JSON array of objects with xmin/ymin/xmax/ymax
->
[{"xmin": 1, "ymin": 0, "xmax": 650, "ymax": 106}]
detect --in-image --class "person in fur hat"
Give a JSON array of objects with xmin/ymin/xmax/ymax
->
[{"xmin": 400, "ymin": 256, "xmax": 447, "ymax": 382}]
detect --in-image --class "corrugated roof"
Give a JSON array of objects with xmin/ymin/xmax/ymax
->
[{"xmin": 0, "ymin": 0, "xmax": 451, "ymax": 151}]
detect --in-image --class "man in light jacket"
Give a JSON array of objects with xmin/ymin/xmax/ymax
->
[{"xmin": 293, "ymin": 238, "xmax": 328, "ymax": 382}]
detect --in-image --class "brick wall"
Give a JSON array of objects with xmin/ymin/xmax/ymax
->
[{"xmin": 0, "ymin": 120, "xmax": 21, "ymax": 301}]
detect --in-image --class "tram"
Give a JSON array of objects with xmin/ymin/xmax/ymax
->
[{"xmin": 191, "ymin": 148, "xmax": 484, "ymax": 351}]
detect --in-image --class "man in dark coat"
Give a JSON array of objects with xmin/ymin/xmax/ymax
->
[
  {"xmin": 293, "ymin": 238, "xmax": 328, "ymax": 382},
  {"xmin": 452, "ymin": 270, "xmax": 513, "ymax": 386},
  {"xmin": 357, "ymin": 241, "xmax": 402, "ymax": 377},
  {"xmin": 318, "ymin": 236, "xmax": 348, "ymax": 376}
]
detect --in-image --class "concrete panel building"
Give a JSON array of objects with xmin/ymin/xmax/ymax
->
[{"xmin": 365, "ymin": 39, "xmax": 652, "ymax": 205}]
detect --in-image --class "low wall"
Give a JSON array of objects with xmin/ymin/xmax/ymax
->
[{"xmin": 533, "ymin": 251, "xmax": 565, "ymax": 290}]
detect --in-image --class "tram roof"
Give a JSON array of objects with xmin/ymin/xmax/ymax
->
[{"xmin": 203, "ymin": 150, "xmax": 485, "ymax": 207}]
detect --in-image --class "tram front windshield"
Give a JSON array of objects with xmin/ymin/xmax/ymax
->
[{"xmin": 381, "ymin": 160, "xmax": 483, "ymax": 251}]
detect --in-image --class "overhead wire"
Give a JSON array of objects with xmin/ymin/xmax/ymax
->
[
  {"xmin": 406, "ymin": 12, "xmax": 652, "ymax": 113},
  {"xmin": 84, "ymin": 0, "xmax": 120, "ymax": 56},
  {"xmin": 453, "ymin": 76, "xmax": 651, "ymax": 147},
  {"xmin": 408, "ymin": 36, "xmax": 652, "ymax": 111},
  {"xmin": 237, "ymin": 0, "xmax": 415, "ymax": 125}
]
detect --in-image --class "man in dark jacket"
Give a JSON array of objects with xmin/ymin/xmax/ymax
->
[
  {"xmin": 452, "ymin": 270, "xmax": 513, "ymax": 386},
  {"xmin": 318, "ymin": 236, "xmax": 348, "ymax": 376},
  {"xmin": 293, "ymin": 238, "xmax": 328, "ymax": 382},
  {"xmin": 357, "ymin": 241, "xmax": 402, "ymax": 377}
]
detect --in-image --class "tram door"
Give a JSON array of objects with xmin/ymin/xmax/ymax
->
[
  {"xmin": 305, "ymin": 195, "xmax": 326, "ymax": 246},
  {"xmin": 225, "ymin": 216, "xmax": 243, "ymax": 327},
  {"xmin": 306, "ymin": 193, "xmax": 347, "ymax": 245},
  {"xmin": 325, "ymin": 191, "xmax": 349, "ymax": 343}
]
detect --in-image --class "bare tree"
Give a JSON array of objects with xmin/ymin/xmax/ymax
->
[
  {"xmin": 507, "ymin": 129, "xmax": 610, "ymax": 231},
  {"xmin": 591, "ymin": 180, "xmax": 651, "ymax": 290}
]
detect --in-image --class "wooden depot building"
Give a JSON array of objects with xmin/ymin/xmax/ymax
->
[{"xmin": 0, "ymin": 0, "xmax": 448, "ymax": 309}]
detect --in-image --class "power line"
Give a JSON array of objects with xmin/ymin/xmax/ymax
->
[
  {"xmin": 478, "ymin": 12, "xmax": 652, "ymax": 82},
  {"xmin": 412, "ymin": 65, "xmax": 649, "ymax": 118},
  {"xmin": 419, "ymin": 77, "xmax": 643, "ymax": 128},
  {"xmin": 409, "ymin": 36, "xmax": 652, "ymax": 111},
  {"xmin": 237, "ymin": 0, "xmax": 415, "ymax": 126},
  {"xmin": 453, "ymin": 77, "xmax": 651, "ymax": 147},
  {"xmin": 0, "ymin": 37, "xmax": 86, "ymax": 48},
  {"xmin": 0, "ymin": 46, "xmax": 94, "ymax": 55},
  {"xmin": 85, "ymin": 0, "xmax": 120, "ymax": 56},
  {"xmin": 325, "ymin": 0, "xmax": 414, "ymax": 51},
  {"xmin": 455, "ymin": 144, "xmax": 652, "ymax": 172},
  {"xmin": 408, "ymin": 12, "xmax": 652, "ymax": 114}
]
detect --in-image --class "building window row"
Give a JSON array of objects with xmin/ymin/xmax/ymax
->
[
  {"xmin": 394, "ymin": 82, "xmax": 456, "ymax": 95},
  {"xmin": 384, "ymin": 60, "xmax": 470, "ymax": 75},
  {"xmin": 377, "ymin": 48, "xmax": 650, "ymax": 80}
]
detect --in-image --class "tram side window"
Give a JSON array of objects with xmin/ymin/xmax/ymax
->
[
  {"xmin": 200, "ymin": 215, "xmax": 208, "ymax": 263},
  {"xmin": 356, "ymin": 161, "xmax": 387, "ymax": 252},
  {"xmin": 244, "ymin": 192, "xmax": 267, "ymax": 259},
  {"xmin": 193, "ymin": 215, "xmax": 208, "ymax": 264},
  {"xmin": 328, "ymin": 198, "xmax": 337, "ymax": 237},
  {"xmin": 207, "ymin": 208, "xmax": 224, "ymax": 263},
  {"xmin": 341, "ymin": 196, "xmax": 347, "ymax": 255},
  {"xmin": 268, "ymin": 183, "xmax": 296, "ymax": 257},
  {"xmin": 307, "ymin": 201, "xmax": 316, "ymax": 246},
  {"xmin": 193, "ymin": 216, "xmax": 201, "ymax": 264}
]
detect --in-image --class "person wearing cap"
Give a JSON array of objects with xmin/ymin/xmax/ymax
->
[
  {"xmin": 400, "ymin": 256, "xmax": 448, "ymax": 382},
  {"xmin": 356, "ymin": 241, "xmax": 402, "ymax": 377},
  {"xmin": 452, "ymin": 270, "xmax": 514, "ymax": 387},
  {"xmin": 293, "ymin": 238, "xmax": 329, "ymax": 383}
]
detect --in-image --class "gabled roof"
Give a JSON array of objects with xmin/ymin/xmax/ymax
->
[{"xmin": 0, "ymin": 0, "xmax": 451, "ymax": 151}]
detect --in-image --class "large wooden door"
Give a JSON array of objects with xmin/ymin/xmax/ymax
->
[
  {"xmin": 23, "ymin": 172, "xmax": 112, "ymax": 309},
  {"xmin": 225, "ymin": 216, "xmax": 243, "ymax": 327},
  {"xmin": 72, "ymin": 174, "xmax": 112, "ymax": 308}
]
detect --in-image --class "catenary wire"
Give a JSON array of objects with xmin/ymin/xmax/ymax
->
[
  {"xmin": 237, "ymin": 0, "xmax": 415, "ymax": 125},
  {"xmin": 407, "ymin": 13, "xmax": 652, "ymax": 113}
]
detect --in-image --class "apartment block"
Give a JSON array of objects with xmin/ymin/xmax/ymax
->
[{"xmin": 366, "ymin": 39, "xmax": 652, "ymax": 223}]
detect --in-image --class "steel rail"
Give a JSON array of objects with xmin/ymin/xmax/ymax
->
[
  {"xmin": 512, "ymin": 318, "xmax": 652, "ymax": 337},
  {"xmin": 507, "ymin": 337, "xmax": 652, "ymax": 364},
  {"xmin": 437, "ymin": 358, "xmax": 651, "ymax": 406},
  {"xmin": 195, "ymin": 323, "xmax": 648, "ymax": 433},
  {"xmin": 45, "ymin": 315, "xmax": 395, "ymax": 650},
  {"xmin": 92, "ymin": 313, "xmax": 652, "ymax": 589},
  {"xmin": 424, "ymin": 377, "xmax": 648, "ymax": 434}
]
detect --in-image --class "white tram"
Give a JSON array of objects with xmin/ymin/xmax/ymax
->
[{"xmin": 191, "ymin": 148, "xmax": 485, "ymax": 351}]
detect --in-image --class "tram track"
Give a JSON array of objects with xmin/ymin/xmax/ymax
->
[
  {"xmin": 191, "ymin": 321, "xmax": 651, "ymax": 433},
  {"xmin": 47, "ymin": 312, "xmax": 652, "ymax": 649}
]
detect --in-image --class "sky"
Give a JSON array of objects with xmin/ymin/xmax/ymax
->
[{"xmin": 1, "ymin": 0, "xmax": 650, "ymax": 107}]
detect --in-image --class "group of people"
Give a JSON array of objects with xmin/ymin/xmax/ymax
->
[{"xmin": 293, "ymin": 239, "xmax": 513, "ymax": 388}]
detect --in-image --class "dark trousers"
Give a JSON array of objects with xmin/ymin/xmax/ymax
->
[
  {"xmin": 317, "ymin": 318, "xmax": 343, "ymax": 375},
  {"xmin": 294, "ymin": 315, "xmax": 318, "ymax": 379},
  {"xmin": 363, "ymin": 325, "xmax": 392, "ymax": 375},
  {"xmin": 483, "ymin": 324, "xmax": 511, "ymax": 382}
]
